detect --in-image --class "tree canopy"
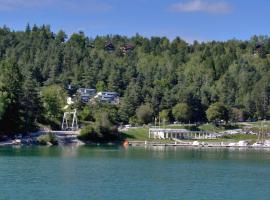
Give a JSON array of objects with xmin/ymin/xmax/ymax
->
[
  {"xmin": 1, "ymin": 25, "xmax": 270, "ymax": 135},
  {"xmin": 172, "ymin": 103, "xmax": 192, "ymax": 123},
  {"xmin": 206, "ymin": 102, "xmax": 229, "ymax": 123}
]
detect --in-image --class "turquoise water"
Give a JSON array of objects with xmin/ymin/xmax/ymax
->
[{"xmin": 0, "ymin": 146, "xmax": 270, "ymax": 200}]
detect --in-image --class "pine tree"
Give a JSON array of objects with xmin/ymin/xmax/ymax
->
[
  {"xmin": 21, "ymin": 72, "xmax": 43, "ymax": 132},
  {"xmin": 0, "ymin": 60, "xmax": 24, "ymax": 134},
  {"xmin": 119, "ymin": 79, "xmax": 142, "ymax": 123}
]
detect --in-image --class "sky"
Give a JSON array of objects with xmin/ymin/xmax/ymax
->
[{"xmin": 0, "ymin": 0, "xmax": 270, "ymax": 42}]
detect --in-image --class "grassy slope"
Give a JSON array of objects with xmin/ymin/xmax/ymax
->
[
  {"xmin": 121, "ymin": 128, "xmax": 171, "ymax": 142},
  {"xmin": 120, "ymin": 123, "xmax": 262, "ymax": 142},
  {"xmin": 121, "ymin": 128, "xmax": 149, "ymax": 140},
  {"xmin": 167, "ymin": 123, "xmax": 241, "ymax": 132},
  {"xmin": 246, "ymin": 121, "xmax": 270, "ymax": 132}
]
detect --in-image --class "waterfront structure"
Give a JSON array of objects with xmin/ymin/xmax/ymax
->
[
  {"xmin": 148, "ymin": 128, "xmax": 216, "ymax": 140},
  {"xmin": 61, "ymin": 109, "xmax": 78, "ymax": 131}
]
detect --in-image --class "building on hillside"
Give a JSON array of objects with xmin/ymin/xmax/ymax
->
[
  {"xmin": 120, "ymin": 44, "xmax": 134, "ymax": 54},
  {"xmin": 93, "ymin": 91, "xmax": 119, "ymax": 104},
  {"xmin": 67, "ymin": 84, "xmax": 77, "ymax": 96},
  {"xmin": 77, "ymin": 88, "xmax": 96, "ymax": 103},
  {"xmin": 105, "ymin": 42, "xmax": 115, "ymax": 51}
]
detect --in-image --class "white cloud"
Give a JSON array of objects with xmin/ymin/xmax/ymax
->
[
  {"xmin": 0, "ymin": 0, "xmax": 53, "ymax": 10},
  {"xmin": 169, "ymin": 0, "xmax": 232, "ymax": 14},
  {"xmin": 0, "ymin": 0, "xmax": 111, "ymax": 12}
]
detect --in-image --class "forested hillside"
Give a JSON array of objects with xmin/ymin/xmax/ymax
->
[{"xmin": 1, "ymin": 24, "xmax": 270, "ymax": 135}]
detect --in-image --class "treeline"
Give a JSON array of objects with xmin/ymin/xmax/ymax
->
[{"xmin": 1, "ymin": 24, "xmax": 270, "ymax": 135}]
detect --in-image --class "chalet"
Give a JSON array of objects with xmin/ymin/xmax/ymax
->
[
  {"xmin": 105, "ymin": 42, "xmax": 115, "ymax": 51},
  {"xmin": 67, "ymin": 84, "xmax": 77, "ymax": 96},
  {"xmin": 120, "ymin": 44, "xmax": 134, "ymax": 54},
  {"xmin": 94, "ymin": 91, "xmax": 119, "ymax": 104},
  {"xmin": 254, "ymin": 43, "xmax": 263, "ymax": 55},
  {"xmin": 87, "ymin": 44, "xmax": 95, "ymax": 48},
  {"xmin": 78, "ymin": 88, "xmax": 96, "ymax": 103}
]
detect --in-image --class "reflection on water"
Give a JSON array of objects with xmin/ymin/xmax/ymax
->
[{"xmin": 0, "ymin": 146, "xmax": 270, "ymax": 200}]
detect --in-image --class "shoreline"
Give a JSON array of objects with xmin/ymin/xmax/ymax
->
[
  {"xmin": 2, "ymin": 139, "xmax": 270, "ymax": 150},
  {"xmin": 127, "ymin": 140, "xmax": 270, "ymax": 149}
]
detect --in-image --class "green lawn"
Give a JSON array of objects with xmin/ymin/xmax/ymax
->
[
  {"xmin": 121, "ymin": 128, "xmax": 149, "ymax": 140},
  {"xmin": 222, "ymin": 134, "xmax": 257, "ymax": 140},
  {"xmin": 166, "ymin": 124, "xmax": 199, "ymax": 130},
  {"xmin": 198, "ymin": 124, "xmax": 240, "ymax": 132},
  {"xmin": 165, "ymin": 123, "xmax": 241, "ymax": 132},
  {"xmin": 120, "ymin": 125, "xmax": 260, "ymax": 143},
  {"xmin": 165, "ymin": 124, "xmax": 186, "ymax": 129},
  {"xmin": 120, "ymin": 127, "xmax": 171, "ymax": 142},
  {"xmin": 246, "ymin": 121, "xmax": 270, "ymax": 132}
]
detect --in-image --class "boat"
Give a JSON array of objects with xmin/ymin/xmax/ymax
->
[
  {"xmin": 192, "ymin": 141, "xmax": 200, "ymax": 146},
  {"xmin": 12, "ymin": 139, "xmax": 21, "ymax": 145},
  {"xmin": 263, "ymin": 140, "xmax": 270, "ymax": 147},
  {"xmin": 228, "ymin": 142, "xmax": 237, "ymax": 146},
  {"xmin": 252, "ymin": 142, "xmax": 264, "ymax": 147},
  {"xmin": 238, "ymin": 140, "xmax": 249, "ymax": 147}
]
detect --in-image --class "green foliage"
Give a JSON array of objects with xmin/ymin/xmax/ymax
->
[
  {"xmin": 79, "ymin": 106, "xmax": 94, "ymax": 121},
  {"xmin": 0, "ymin": 92, "xmax": 8, "ymax": 120},
  {"xmin": 96, "ymin": 81, "xmax": 106, "ymax": 92},
  {"xmin": 78, "ymin": 125, "xmax": 98, "ymax": 141},
  {"xmin": 0, "ymin": 60, "xmax": 24, "ymax": 134},
  {"xmin": 21, "ymin": 72, "xmax": 43, "ymax": 131},
  {"xmin": 172, "ymin": 103, "xmax": 192, "ymax": 122},
  {"xmin": 159, "ymin": 109, "xmax": 170, "ymax": 123},
  {"xmin": 41, "ymin": 85, "xmax": 66, "ymax": 121},
  {"xmin": 2, "ymin": 25, "xmax": 270, "ymax": 135},
  {"xmin": 91, "ymin": 104, "xmax": 120, "ymax": 125},
  {"xmin": 119, "ymin": 79, "xmax": 142, "ymax": 123},
  {"xmin": 129, "ymin": 116, "xmax": 139, "ymax": 126},
  {"xmin": 206, "ymin": 102, "xmax": 229, "ymax": 123},
  {"xmin": 78, "ymin": 112, "xmax": 120, "ymax": 142},
  {"xmin": 37, "ymin": 133, "xmax": 58, "ymax": 145},
  {"xmin": 136, "ymin": 104, "xmax": 154, "ymax": 124}
]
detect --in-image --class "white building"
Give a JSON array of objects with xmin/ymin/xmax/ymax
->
[{"xmin": 148, "ymin": 128, "xmax": 216, "ymax": 140}]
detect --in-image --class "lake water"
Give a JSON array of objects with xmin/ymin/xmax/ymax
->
[{"xmin": 0, "ymin": 146, "xmax": 270, "ymax": 200}]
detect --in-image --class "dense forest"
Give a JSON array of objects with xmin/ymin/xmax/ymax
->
[{"xmin": 1, "ymin": 24, "xmax": 270, "ymax": 136}]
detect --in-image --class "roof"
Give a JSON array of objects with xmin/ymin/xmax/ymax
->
[
  {"xmin": 78, "ymin": 88, "xmax": 96, "ymax": 94},
  {"xmin": 103, "ymin": 91, "xmax": 118, "ymax": 95}
]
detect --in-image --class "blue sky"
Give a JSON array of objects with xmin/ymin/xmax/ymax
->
[{"xmin": 0, "ymin": 0, "xmax": 270, "ymax": 42}]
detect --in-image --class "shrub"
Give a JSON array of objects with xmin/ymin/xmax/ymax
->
[
  {"xmin": 78, "ymin": 125, "xmax": 99, "ymax": 141},
  {"xmin": 78, "ymin": 117, "xmax": 120, "ymax": 143},
  {"xmin": 37, "ymin": 132, "xmax": 58, "ymax": 145},
  {"xmin": 136, "ymin": 104, "xmax": 153, "ymax": 124}
]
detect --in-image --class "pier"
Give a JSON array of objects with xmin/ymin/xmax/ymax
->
[{"xmin": 31, "ymin": 131, "xmax": 81, "ymax": 145}]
